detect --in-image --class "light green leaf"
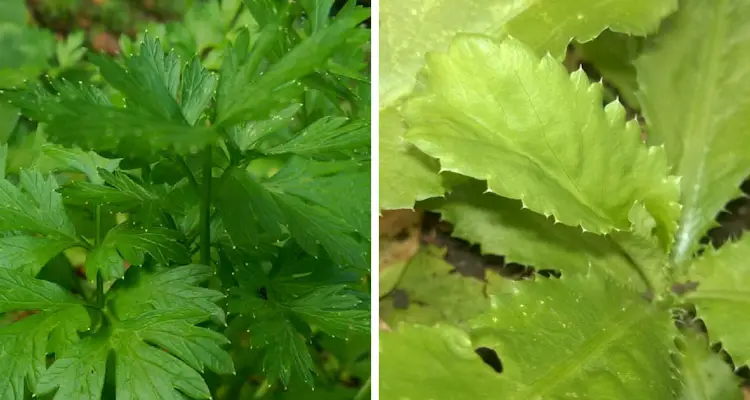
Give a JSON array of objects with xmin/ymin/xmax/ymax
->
[
  {"xmin": 379, "ymin": 107, "xmax": 444, "ymax": 210},
  {"xmin": 435, "ymin": 181, "xmax": 660, "ymax": 289},
  {"xmin": 35, "ymin": 334, "xmax": 109, "ymax": 400},
  {"xmin": 686, "ymin": 234, "xmax": 750, "ymax": 367},
  {"xmin": 0, "ymin": 270, "xmax": 90, "ymax": 400},
  {"xmin": 503, "ymin": 0, "xmax": 677, "ymax": 59},
  {"xmin": 382, "ymin": 272, "xmax": 678, "ymax": 399},
  {"xmin": 635, "ymin": 0, "xmax": 750, "ymax": 266},
  {"xmin": 382, "ymin": 246, "xmax": 488, "ymax": 327},
  {"xmin": 36, "ymin": 144, "xmax": 120, "ymax": 184},
  {"xmin": 380, "ymin": 0, "xmax": 529, "ymax": 106},
  {"xmin": 0, "ymin": 103, "xmax": 19, "ymax": 143},
  {"xmin": 677, "ymin": 334, "xmax": 743, "ymax": 400},
  {"xmin": 0, "ymin": 236, "xmax": 77, "ymax": 276},
  {"xmin": 285, "ymin": 285, "xmax": 369, "ymax": 337},
  {"xmin": 55, "ymin": 30, "xmax": 87, "ymax": 69},
  {"xmin": 111, "ymin": 264, "xmax": 226, "ymax": 324},
  {"xmin": 227, "ymin": 103, "xmax": 302, "ymax": 152},
  {"xmin": 403, "ymin": 34, "xmax": 680, "ymax": 245}
]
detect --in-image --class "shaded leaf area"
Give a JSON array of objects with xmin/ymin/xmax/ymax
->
[
  {"xmin": 431, "ymin": 180, "xmax": 669, "ymax": 291},
  {"xmin": 217, "ymin": 157, "xmax": 369, "ymax": 271},
  {"xmin": 635, "ymin": 0, "xmax": 750, "ymax": 267},
  {"xmin": 0, "ymin": 265, "xmax": 232, "ymax": 400},
  {"xmin": 1, "ymin": 35, "xmax": 219, "ymax": 161},
  {"xmin": 227, "ymin": 245, "xmax": 369, "ymax": 389},
  {"xmin": 382, "ymin": 272, "xmax": 678, "ymax": 399},
  {"xmin": 403, "ymin": 34, "xmax": 680, "ymax": 245},
  {"xmin": 380, "ymin": 246, "xmax": 488, "ymax": 328}
]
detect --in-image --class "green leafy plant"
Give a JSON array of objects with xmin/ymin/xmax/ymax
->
[
  {"xmin": 0, "ymin": 1, "xmax": 371, "ymax": 398},
  {"xmin": 379, "ymin": 0, "xmax": 750, "ymax": 398}
]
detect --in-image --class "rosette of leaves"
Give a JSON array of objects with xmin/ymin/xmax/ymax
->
[
  {"xmin": 0, "ymin": 0, "xmax": 371, "ymax": 398},
  {"xmin": 380, "ymin": 0, "xmax": 750, "ymax": 398}
]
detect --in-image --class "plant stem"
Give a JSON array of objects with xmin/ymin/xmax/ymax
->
[
  {"xmin": 200, "ymin": 146, "xmax": 213, "ymax": 266},
  {"xmin": 95, "ymin": 205, "xmax": 104, "ymax": 308}
]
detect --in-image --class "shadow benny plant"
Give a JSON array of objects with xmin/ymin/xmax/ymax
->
[
  {"xmin": 0, "ymin": 1, "xmax": 371, "ymax": 399},
  {"xmin": 380, "ymin": 0, "xmax": 750, "ymax": 398}
]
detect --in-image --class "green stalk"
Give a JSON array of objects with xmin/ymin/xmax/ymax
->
[
  {"xmin": 95, "ymin": 205, "xmax": 104, "ymax": 308},
  {"xmin": 200, "ymin": 146, "xmax": 213, "ymax": 266}
]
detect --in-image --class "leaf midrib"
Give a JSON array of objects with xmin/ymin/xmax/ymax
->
[
  {"xmin": 671, "ymin": 0, "xmax": 729, "ymax": 265},
  {"xmin": 521, "ymin": 302, "xmax": 658, "ymax": 399}
]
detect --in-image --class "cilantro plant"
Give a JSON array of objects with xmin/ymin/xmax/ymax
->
[
  {"xmin": 380, "ymin": 0, "xmax": 750, "ymax": 398},
  {"xmin": 0, "ymin": 1, "xmax": 371, "ymax": 398}
]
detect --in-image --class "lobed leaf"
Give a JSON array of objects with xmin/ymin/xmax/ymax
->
[
  {"xmin": 0, "ymin": 235, "xmax": 78, "ymax": 276},
  {"xmin": 284, "ymin": 285, "xmax": 369, "ymax": 337},
  {"xmin": 635, "ymin": 0, "xmax": 750, "ymax": 266},
  {"xmin": 685, "ymin": 234, "xmax": 750, "ymax": 367},
  {"xmin": 262, "ymin": 117, "xmax": 370, "ymax": 157},
  {"xmin": 0, "ymin": 170, "xmax": 77, "ymax": 240},
  {"xmin": 0, "ymin": 270, "xmax": 90, "ymax": 400},
  {"xmin": 37, "ymin": 309, "xmax": 233, "ymax": 400},
  {"xmin": 403, "ymin": 34, "xmax": 680, "ymax": 245},
  {"xmin": 111, "ymin": 264, "xmax": 226, "ymax": 324},
  {"xmin": 85, "ymin": 225, "xmax": 189, "ymax": 280}
]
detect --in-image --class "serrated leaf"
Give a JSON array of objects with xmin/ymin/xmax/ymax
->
[
  {"xmin": 403, "ymin": 34, "xmax": 680, "ymax": 245},
  {"xmin": 381, "ymin": 272, "xmax": 678, "ymax": 399},
  {"xmin": 91, "ymin": 35, "xmax": 183, "ymax": 121},
  {"xmin": 86, "ymin": 225, "xmax": 189, "ymax": 280},
  {"xmin": 216, "ymin": 6, "xmax": 370, "ymax": 125},
  {"xmin": 379, "ymin": 106, "xmax": 444, "ymax": 210},
  {"xmin": 677, "ymin": 334, "xmax": 743, "ymax": 400},
  {"xmin": 37, "ymin": 309, "xmax": 233, "ymax": 400},
  {"xmin": 218, "ymin": 166, "xmax": 368, "ymax": 269},
  {"xmin": 180, "ymin": 57, "xmax": 218, "ymax": 126},
  {"xmin": 685, "ymin": 234, "xmax": 750, "ymax": 367},
  {"xmin": 635, "ymin": 0, "xmax": 750, "ymax": 266},
  {"xmin": 382, "ymin": 246, "xmax": 488, "ymax": 327},
  {"xmin": 217, "ymin": 167, "xmax": 284, "ymax": 248},
  {"xmin": 111, "ymin": 264, "xmax": 226, "ymax": 324},
  {"xmin": 0, "ymin": 170, "xmax": 77, "ymax": 239},
  {"xmin": 227, "ymin": 103, "xmax": 302, "ymax": 152},
  {"xmin": 435, "ymin": 181, "xmax": 658, "ymax": 288},
  {"xmin": 0, "ymin": 270, "xmax": 90, "ymax": 399},
  {"xmin": 4, "ymin": 81, "xmax": 218, "ymax": 160},
  {"xmin": 36, "ymin": 144, "xmax": 120, "ymax": 185},
  {"xmin": 262, "ymin": 117, "xmax": 370, "ymax": 156},
  {"xmin": 380, "ymin": 0, "xmax": 529, "ymax": 106},
  {"xmin": 0, "ymin": 235, "xmax": 77, "ymax": 276},
  {"xmin": 504, "ymin": 0, "xmax": 677, "ymax": 59},
  {"xmin": 227, "ymin": 300, "xmax": 316, "ymax": 389},
  {"xmin": 265, "ymin": 157, "xmax": 370, "ymax": 236},
  {"xmin": 284, "ymin": 285, "xmax": 369, "ymax": 337},
  {"xmin": 61, "ymin": 169, "xmax": 161, "ymax": 213}
]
